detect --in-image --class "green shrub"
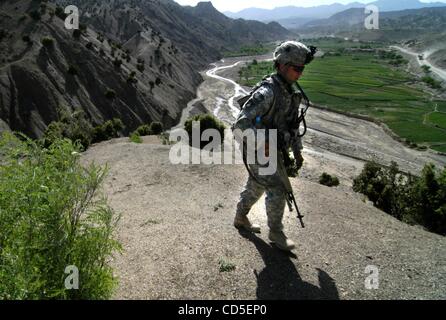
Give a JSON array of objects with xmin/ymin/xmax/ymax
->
[
  {"xmin": 184, "ymin": 114, "xmax": 226, "ymax": 149},
  {"xmin": 41, "ymin": 37, "xmax": 54, "ymax": 48},
  {"xmin": 0, "ymin": 132, "xmax": 121, "ymax": 299},
  {"xmin": 421, "ymin": 76, "xmax": 442, "ymax": 89},
  {"xmin": 42, "ymin": 109, "xmax": 93, "ymax": 151},
  {"xmin": 353, "ymin": 161, "xmax": 446, "ymax": 235},
  {"xmin": 55, "ymin": 6, "xmax": 67, "ymax": 20},
  {"xmin": 129, "ymin": 132, "xmax": 142, "ymax": 144},
  {"xmin": 92, "ymin": 118, "xmax": 124, "ymax": 143},
  {"xmin": 104, "ymin": 89, "xmax": 116, "ymax": 100},
  {"xmin": 421, "ymin": 65, "xmax": 431, "ymax": 73},
  {"xmin": 67, "ymin": 65, "xmax": 78, "ymax": 75},
  {"xmin": 149, "ymin": 122, "xmax": 163, "ymax": 135},
  {"xmin": 136, "ymin": 63, "xmax": 144, "ymax": 72},
  {"xmin": 134, "ymin": 124, "xmax": 151, "ymax": 136},
  {"xmin": 22, "ymin": 35, "xmax": 31, "ymax": 43},
  {"xmin": 72, "ymin": 29, "xmax": 81, "ymax": 39},
  {"xmin": 319, "ymin": 172, "xmax": 340, "ymax": 187},
  {"xmin": 219, "ymin": 259, "xmax": 236, "ymax": 272},
  {"xmin": 126, "ymin": 72, "xmax": 137, "ymax": 85},
  {"xmin": 29, "ymin": 10, "xmax": 41, "ymax": 21},
  {"xmin": 113, "ymin": 58, "xmax": 122, "ymax": 68}
]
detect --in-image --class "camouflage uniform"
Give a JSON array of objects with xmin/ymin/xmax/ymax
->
[{"xmin": 233, "ymin": 73, "xmax": 304, "ymax": 232}]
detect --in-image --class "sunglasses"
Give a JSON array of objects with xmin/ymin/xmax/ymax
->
[{"xmin": 288, "ymin": 64, "xmax": 305, "ymax": 73}]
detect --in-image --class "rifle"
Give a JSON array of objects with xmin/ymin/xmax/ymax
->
[{"xmin": 276, "ymin": 143, "xmax": 305, "ymax": 228}]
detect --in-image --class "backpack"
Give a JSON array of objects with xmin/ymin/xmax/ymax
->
[
  {"xmin": 237, "ymin": 75, "xmax": 276, "ymax": 109},
  {"xmin": 235, "ymin": 74, "xmax": 310, "ymax": 138}
]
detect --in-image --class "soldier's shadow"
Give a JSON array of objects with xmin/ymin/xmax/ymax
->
[{"xmin": 238, "ymin": 230, "xmax": 340, "ymax": 300}]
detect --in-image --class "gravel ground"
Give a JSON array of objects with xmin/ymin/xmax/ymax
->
[{"xmin": 80, "ymin": 137, "xmax": 446, "ymax": 300}]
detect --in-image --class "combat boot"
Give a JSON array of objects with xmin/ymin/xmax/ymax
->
[
  {"xmin": 234, "ymin": 214, "xmax": 261, "ymax": 233},
  {"xmin": 268, "ymin": 230, "xmax": 295, "ymax": 251}
]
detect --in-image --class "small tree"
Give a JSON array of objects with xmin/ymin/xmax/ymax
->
[
  {"xmin": 184, "ymin": 114, "xmax": 226, "ymax": 149},
  {"xmin": 72, "ymin": 29, "xmax": 82, "ymax": 39},
  {"xmin": 41, "ymin": 37, "xmax": 54, "ymax": 49},
  {"xmin": 149, "ymin": 122, "xmax": 163, "ymax": 135},
  {"xmin": 105, "ymin": 89, "xmax": 116, "ymax": 100},
  {"xmin": 67, "ymin": 65, "xmax": 78, "ymax": 75}
]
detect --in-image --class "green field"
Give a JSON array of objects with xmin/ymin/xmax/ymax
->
[
  {"xmin": 238, "ymin": 39, "xmax": 446, "ymax": 153},
  {"xmin": 222, "ymin": 42, "xmax": 277, "ymax": 58}
]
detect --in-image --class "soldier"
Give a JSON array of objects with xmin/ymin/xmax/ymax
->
[{"xmin": 232, "ymin": 41, "xmax": 315, "ymax": 251}]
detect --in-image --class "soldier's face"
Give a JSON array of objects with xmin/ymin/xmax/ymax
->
[{"xmin": 280, "ymin": 64, "xmax": 304, "ymax": 83}]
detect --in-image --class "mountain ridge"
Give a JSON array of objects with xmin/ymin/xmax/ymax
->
[{"xmin": 225, "ymin": 0, "xmax": 446, "ymax": 29}]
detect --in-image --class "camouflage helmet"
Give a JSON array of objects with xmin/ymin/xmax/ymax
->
[{"xmin": 273, "ymin": 41, "xmax": 317, "ymax": 66}]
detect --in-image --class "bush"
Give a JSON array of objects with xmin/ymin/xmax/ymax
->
[
  {"xmin": 129, "ymin": 132, "xmax": 142, "ymax": 143},
  {"xmin": 113, "ymin": 58, "xmax": 122, "ymax": 68},
  {"xmin": 92, "ymin": 118, "xmax": 124, "ymax": 143},
  {"xmin": 184, "ymin": 114, "xmax": 226, "ymax": 149},
  {"xmin": 0, "ymin": 132, "xmax": 121, "ymax": 299},
  {"xmin": 422, "ymin": 76, "xmax": 442, "ymax": 89},
  {"xmin": 41, "ymin": 37, "xmax": 54, "ymax": 48},
  {"xmin": 29, "ymin": 10, "xmax": 41, "ymax": 21},
  {"xmin": 104, "ymin": 89, "xmax": 116, "ymax": 100},
  {"xmin": 149, "ymin": 122, "xmax": 163, "ymax": 135},
  {"xmin": 136, "ymin": 63, "xmax": 145, "ymax": 72},
  {"xmin": 421, "ymin": 65, "xmax": 431, "ymax": 73},
  {"xmin": 55, "ymin": 6, "xmax": 67, "ymax": 20},
  {"xmin": 85, "ymin": 42, "xmax": 93, "ymax": 50},
  {"xmin": 67, "ymin": 65, "xmax": 78, "ymax": 75},
  {"xmin": 79, "ymin": 24, "xmax": 87, "ymax": 32},
  {"xmin": 134, "ymin": 124, "xmax": 151, "ymax": 136},
  {"xmin": 72, "ymin": 29, "xmax": 81, "ymax": 39},
  {"xmin": 42, "ymin": 109, "xmax": 93, "ymax": 150},
  {"xmin": 22, "ymin": 35, "xmax": 32, "ymax": 45},
  {"xmin": 319, "ymin": 173, "xmax": 340, "ymax": 187},
  {"xmin": 353, "ymin": 161, "xmax": 446, "ymax": 235},
  {"xmin": 126, "ymin": 72, "xmax": 137, "ymax": 85}
]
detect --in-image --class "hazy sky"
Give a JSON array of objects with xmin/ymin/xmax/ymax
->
[{"xmin": 174, "ymin": 0, "xmax": 446, "ymax": 13}]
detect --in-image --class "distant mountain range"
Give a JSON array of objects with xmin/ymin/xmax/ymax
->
[
  {"xmin": 225, "ymin": 0, "xmax": 446, "ymax": 28},
  {"xmin": 297, "ymin": 6, "xmax": 446, "ymax": 43}
]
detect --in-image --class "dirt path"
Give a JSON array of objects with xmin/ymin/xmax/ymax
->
[{"xmin": 391, "ymin": 45, "xmax": 446, "ymax": 82}]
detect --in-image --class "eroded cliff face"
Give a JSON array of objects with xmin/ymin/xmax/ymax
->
[{"xmin": 0, "ymin": 0, "xmax": 291, "ymax": 138}]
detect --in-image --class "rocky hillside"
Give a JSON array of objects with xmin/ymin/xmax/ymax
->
[
  {"xmin": 0, "ymin": 0, "xmax": 291, "ymax": 138},
  {"xmin": 295, "ymin": 6, "xmax": 446, "ymax": 42}
]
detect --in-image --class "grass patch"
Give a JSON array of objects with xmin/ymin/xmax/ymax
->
[{"xmin": 219, "ymin": 259, "xmax": 236, "ymax": 272}]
